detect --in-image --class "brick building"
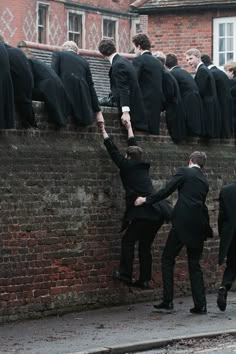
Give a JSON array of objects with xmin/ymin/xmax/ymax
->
[
  {"xmin": 0, "ymin": 0, "xmax": 147, "ymax": 52},
  {"xmin": 131, "ymin": 0, "xmax": 236, "ymax": 69}
]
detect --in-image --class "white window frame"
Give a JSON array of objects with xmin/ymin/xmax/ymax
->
[
  {"xmin": 213, "ymin": 17, "xmax": 236, "ymax": 69},
  {"xmin": 37, "ymin": 2, "xmax": 49, "ymax": 44},
  {"xmin": 102, "ymin": 16, "xmax": 118, "ymax": 47},
  {"xmin": 67, "ymin": 10, "xmax": 85, "ymax": 48}
]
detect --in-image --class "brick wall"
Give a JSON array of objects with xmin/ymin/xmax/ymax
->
[
  {"xmin": 148, "ymin": 9, "xmax": 236, "ymax": 70},
  {"xmin": 0, "ymin": 103, "xmax": 232, "ymax": 322}
]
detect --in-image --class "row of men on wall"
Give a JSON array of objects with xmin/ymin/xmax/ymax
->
[
  {"xmin": 0, "ymin": 33, "xmax": 236, "ymax": 142},
  {"xmin": 97, "ymin": 114, "xmax": 236, "ymax": 315}
]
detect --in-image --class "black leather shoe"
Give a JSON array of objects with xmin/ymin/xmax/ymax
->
[
  {"xmin": 132, "ymin": 280, "xmax": 151, "ymax": 290},
  {"xmin": 190, "ymin": 306, "xmax": 207, "ymax": 314},
  {"xmin": 217, "ymin": 286, "xmax": 227, "ymax": 312},
  {"xmin": 112, "ymin": 271, "xmax": 131, "ymax": 285},
  {"xmin": 153, "ymin": 301, "xmax": 174, "ymax": 310}
]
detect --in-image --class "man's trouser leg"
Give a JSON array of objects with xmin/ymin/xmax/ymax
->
[
  {"xmin": 162, "ymin": 228, "xmax": 183, "ymax": 302},
  {"xmin": 222, "ymin": 233, "xmax": 236, "ymax": 291},
  {"xmin": 138, "ymin": 218, "xmax": 164, "ymax": 282},
  {"xmin": 187, "ymin": 245, "xmax": 206, "ymax": 309}
]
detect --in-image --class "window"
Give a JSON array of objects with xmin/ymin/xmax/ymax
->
[
  {"xmin": 213, "ymin": 17, "xmax": 236, "ymax": 68},
  {"xmin": 68, "ymin": 12, "xmax": 83, "ymax": 48},
  {"xmin": 103, "ymin": 19, "xmax": 116, "ymax": 41},
  {"xmin": 37, "ymin": 3, "xmax": 48, "ymax": 43}
]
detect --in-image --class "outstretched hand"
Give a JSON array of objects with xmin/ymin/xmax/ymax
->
[{"xmin": 134, "ymin": 196, "xmax": 146, "ymax": 206}]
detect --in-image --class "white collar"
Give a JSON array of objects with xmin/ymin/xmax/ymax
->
[
  {"xmin": 141, "ymin": 50, "xmax": 150, "ymax": 55},
  {"xmin": 189, "ymin": 163, "xmax": 200, "ymax": 169},
  {"xmin": 208, "ymin": 64, "xmax": 215, "ymax": 69},
  {"xmin": 109, "ymin": 52, "xmax": 118, "ymax": 64},
  {"xmin": 169, "ymin": 65, "xmax": 178, "ymax": 71},
  {"xmin": 196, "ymin": 61, "xmax": 203, "ymax": 72}
]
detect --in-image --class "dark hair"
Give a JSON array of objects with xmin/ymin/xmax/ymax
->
[
  {"xmin": 98, "ymin": 39, "xmax": 116, "ymax": 56},
  {"xmin": 201, "ymin": 54, "xmax": 212, "ymax": 66},
  {"xmin": 126, "ymin": 146, "xmax": 143, "ymax": 160},
  {"xmin": 165, "ymin": 53, "xmax": 178, "ymax": 69},
  {"xmin": 189, "ymin": 151, "xmax": 207, "ymax": 168},
  {"xmin": 132, "ymin": 33, "xmax": 151, "ymax": 50}
]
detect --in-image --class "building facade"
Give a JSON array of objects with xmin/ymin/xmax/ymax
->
[
  {"xmin": 131, "ymin": 0, "xmax": 236, "ymax": 69},
  {"xmin": 0, "ymin": 0, "xmax": 147, "ymax": 52}
]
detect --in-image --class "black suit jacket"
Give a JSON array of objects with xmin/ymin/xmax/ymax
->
[
  {"xmin": 132, "ymin": 52, "xmax": 163, "ymax": 134},
  {"xmin": 29, "ymin": 58, "xmax": 68, "ymax": 127},
  {"xmin": 209, "ymin": 65, "xmax": 233, "ymax": 138},
  {"xmin": 146, "ymin": 166, "xmax": 211, "ymax": 248},
  {"xmin": 51, "ymin": 50, "xmax": 100, "ymax": 126},
  {"xmin": 218, "ymin": 183, "xmax": 236, "ymax": 265},
  {"xmin": 109, "ymin": 54, "xmax": 148, "ymax": 132},
  {"xmin": 162, "ymin": 69, "xmax": 187, "ymax": 143},
  {"xmin": 104, "ymin": 136, "xmax": 172, "ymax": 227},
  {"xmin": 171, "ymin": 66, "xmax": 204, "ymax": 136},
  {"xmin": 195, "ymin": 64, "xmax": 221, "ymax": 138}
]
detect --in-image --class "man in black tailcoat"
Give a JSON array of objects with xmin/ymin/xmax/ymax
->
[
  {"xmin": 0, "ymin": 41, "xmax": 15, "ymax": 128},
  {"xmin": 98, "ymin": 39, "xmax": 148, "ymax": 133},
  {"xmin": 0, "ymin": 37, "xmax": 37, "ymax": 129},
  {"xmin": 28, "ymin": 55, "xmax": 69, "ymax": 129},
  {"xmin": 165, "ymin": 53, "xmax": 204, "ymax": 137},
  {"xmin": 135, "ymin": 151, "xmax": 213, "ymax": 314},
  {"xmin": 186, "ymin": 48, "xmax": 221, "ymax": 138},
  {"xmin": 98, "ymin": 117, "xmax": 172, "ymax": 289},
  {"xmin": 217, "ymin": 181, "xmax": 236, "ymax": 312},
  {"xmin": 52, "ymin": 41, "xmax": 104, "ymax": 127},
  {"xmin": 132, "ymin": 34, "xmax": 164, "ymax": 135},
  {"xmin": 153, "ymin": 51, "xmax": 187, "ymax": 143},
  {"xmin": 201, "ymin": 54, "xmax": 233, "ymax": 138}
]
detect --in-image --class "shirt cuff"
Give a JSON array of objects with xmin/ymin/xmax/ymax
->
[{"xmin": 122, "ymin": 106, "xmax": 130, "ymax": 113}]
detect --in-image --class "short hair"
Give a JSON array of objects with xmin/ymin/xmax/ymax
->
[
  {"xmin": 185, "ymin": 48, "xmax": 201, "ymax": 58},
  {"xmin": 153, "ymin": 51, "xmax": 166, "ymax": 65},
  {"xmin": 165, "ymin": 53, "xmax": 178, "ymax": 69},
  {"xmin": 62, "ymin": 41, "xmax": 78, "ymax": 53},
  {"xmin": 98, "ymin": 39, "xmax": 116, "ymax": 56},
  {"xmin": 201, "ymin": 54, "xmax": 212, "ymax": 66},
  {"xmin": 224, "ymin": 61, "xmax": 236, "ymax": 76},
  {"xmin": 126, "ymin": 146, "xmax": 143, "ymax": 160},
  {"xmin": 132, "ymin": 33, "xmax": 151, "ymax": 50},
  {"xmin": 189, "ymin": 151, "xmax": 207, "ymax": 168}
]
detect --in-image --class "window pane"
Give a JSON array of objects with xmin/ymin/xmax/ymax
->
[
  {"xmin": 219, "ymin": 53, "xmax": 225, "ymax": 66},
  {"xmin": 227, "ymin": 38, "xmax": 233, "ymax": 51},
  {"xmin": 219, "ymin": 38, "xmax": 225, "ymax": 51},
  {"xmin": 227, "ymin": 52, "xmax": 234, "ymax": 61},
  {"xmin": 227, "ymin": 23, "xmax": 233, "ymax": 36},
  {"xmin": 219, "ymin": 23, "xmax": 225, "ymax": 37}
]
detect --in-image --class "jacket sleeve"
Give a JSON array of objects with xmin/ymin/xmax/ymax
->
[
  {"xmin": 51, "ymin": 52, "xmax": 60, "ymax": 76},
  {"xmin": 146, "ymin": 168, "xmax": 185, "ymax": 204},
  {"xmin": 104, "ymin": 137, "xmax": 125, "ymax": 168},
  {"xmin": 128, "ymin": 137, "xmax": 138, "ymax": 147},
  {"xmin": 218, "ymin": 189, "xmax": 226, "ymax": 236},
  {"xmin": 112, "ymin": 62, "xmax": 130, "ymax": 107}
]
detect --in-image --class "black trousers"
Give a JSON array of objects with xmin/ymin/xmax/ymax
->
[
  {"xmin": 221, "ymin": 232, "xmax": 236, "ymax": 291},
  {"xmin": 119, "ymin": 218, "xmax": 164, "ymax": 282},
  {"xmin": 161, "ymin": 228, "xmax": 206, "ymax": 309}
]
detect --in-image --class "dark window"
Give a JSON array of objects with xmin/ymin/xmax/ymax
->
[
  {"xmin": 103, "ymin": 19, "xmax": 116, "ymax": 41},
  {"xmin": 68, "ymin": 13, "xmax": 82, "ymax": 48},
  {"xmin": 38, "ymin": 4, "xmax": 48, "ymax": 43}
]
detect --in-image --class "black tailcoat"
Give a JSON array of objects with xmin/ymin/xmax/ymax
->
[
  {"xmin": 209, "ymin": 66, "xmax": 233, "ymax": 138},
  {"xmin": 51, "ymin": 51, "xmax": 100, "ymax": 126},
  {"xmin": 5, "ymin": 44, "xmax": 35, "ymax": 127},
  {"xmin": 109, "ymin": 54, "xmax": 148, "ymax": 132},
  {"xmin": 28, "ymin": 58, "xmax": 68, "ymax": 128},
  {"xmin": 162, "ymin": 69, "xmax": 187, "ymax": 143},
  {"xmin": 104, "ymin": 136, "xmax": 172, "ymax": 226},
  {"xmin": 146, "ymin": 166, "xmax": 211, "ymax": 248},
  {"xmin": 0, "ymin": 43, "xmax": 15, "ymax": 128},
  {"xmin": 132, "ymin": 52, "xmax": 163, "ymax": 135},
  {"xmin": 171, "ymin": 66, "xmax": 204, "ymax": 136},
  {"xmin": 195, "ymin": 64, "xmax": 221, "ymax": 138},
  {"xmin": 218, "ymin": 183, "xmax": 236, "ymax": 265}
]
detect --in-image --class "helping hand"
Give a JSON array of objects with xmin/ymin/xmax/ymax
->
[{"xmin": 134, "ymin": 197, "xmax": 146, "ymax": 206}]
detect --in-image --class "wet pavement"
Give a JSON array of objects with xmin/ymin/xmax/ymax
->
[{"xmin": 0, "ymin": 293, "xmax": 235, "ymax": 354}]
